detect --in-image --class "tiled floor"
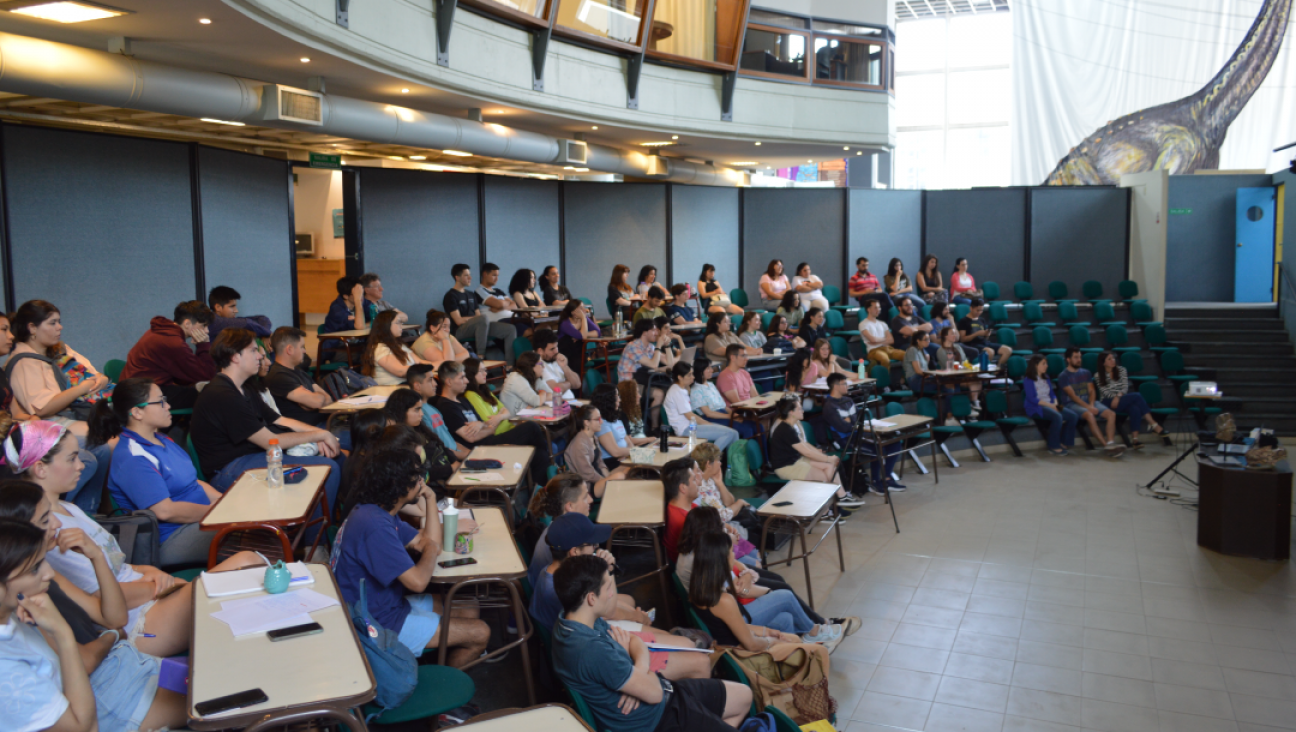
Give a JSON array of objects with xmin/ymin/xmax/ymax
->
[{"xmin": 772, "ymin": 445, "xmax": 1296, "ymax": 732}]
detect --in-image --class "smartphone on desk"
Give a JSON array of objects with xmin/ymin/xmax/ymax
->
[
  {"xmin": 195, "ymin": 688, "xmax": 268, "ymax": 716},
  {"xmin": 267, "ymin": 622, "xmax": 323, "ymax": 642},
  {"xmin": 439, "ymin": 557, "xmax": 478, "ymax": 568},
  {"xmin": 772, "ymin": 501, "xmax": 793, "ymax": 507}
]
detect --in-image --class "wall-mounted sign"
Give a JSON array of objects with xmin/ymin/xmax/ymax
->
[{"xmin": 310, "ymin": 152, "xmax": 342, "ymax": 170}]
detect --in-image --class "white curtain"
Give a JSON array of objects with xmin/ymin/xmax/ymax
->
[{"xmin": 1011, "ymin": 0, "xmax": 1296, "ymax": 185}]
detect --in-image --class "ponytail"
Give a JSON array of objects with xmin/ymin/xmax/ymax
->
[
  {"xmin": 87, "ymin": 377, "xmax": 155, "ymax": 448},
  {"xmin": 527, "ymin": 473, "xmax": 587, "ymax": 519}
]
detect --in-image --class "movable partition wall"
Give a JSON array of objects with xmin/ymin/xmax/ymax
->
[{"xmin": 743, "ymin": 189, "xmax": 845, "ymax": 298}]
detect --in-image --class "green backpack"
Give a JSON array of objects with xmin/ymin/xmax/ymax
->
[{"xmin": 726, "ymin": 439, "xmax": 756, "ymax": 487}]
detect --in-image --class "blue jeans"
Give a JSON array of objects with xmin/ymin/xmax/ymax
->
[
  {"xmin": 744, "ymin": 589, "xmax": 817, "ymax": 634},
  {"xmin": 210, "ymin": 452, "xmax": 343, "ymax": 518},
  {"xmin": 950, "ymin": 296, "xmax": 972, "ymax": 306},
  {"xmin": 693, "ymin": 422, "xmax": 739, "ymax": 451},
  {"xmin": 1103, "ymin": 394, "xmax": 1150, "ymax": 429},
  {"xmin": 64, "ymin": 441, "xmax": 112, "ymax": 515},
  {"xmin": 859, "ymin": 442, "xmax": 901, "ymax": 483},
  {"xmin": 704, "ymin": 414, "xmax": 756, "ymax": 440},
  {"xmin": 1037, "ymin": 406, "xmax": 1078, "ymax": 450}
]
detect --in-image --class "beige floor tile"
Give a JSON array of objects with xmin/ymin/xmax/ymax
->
[
  {"xmin": 925, "ymin": 701, "xmax": 1005, "ymax": 732},
  {"xmin": 851, "ymin": 690, "xmax": 934, "ymax": 729},
  {"xmin": 1082, "ymin": 671, "xmax": 1157, "ymax": 708},
  {"xmin": 1153, "ymin": 682, "xmax": 1235, "ymax": 719},
  {"xmin": 1006, "ymin": 687, "xmax": 1083, "ymax": 727}
]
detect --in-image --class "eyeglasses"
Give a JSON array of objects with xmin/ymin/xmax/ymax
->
[{"xmin": 135, "ymin": 396, "xmax": 169, "ymax": 409}]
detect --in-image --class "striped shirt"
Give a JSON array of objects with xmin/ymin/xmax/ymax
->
[{"xmin": 1096, "ymin": 367, "xmax": 1129, "ymax": 401}]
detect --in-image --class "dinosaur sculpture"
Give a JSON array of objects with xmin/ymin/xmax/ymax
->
[{"xmin": 1044, "ymin": 0, "xmax": 1292, "ymax": 185}]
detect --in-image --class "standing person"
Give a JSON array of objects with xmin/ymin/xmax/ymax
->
[
  {"xmin": 563, "ymin": 405, "xmax": 631, "ymax": 498},
  {"xmin": 664, "ymin": 363, "xmax": 739, "ymax": 450},
  {"xmin": 7, "ymin": 300, "xmax": 111, "ymax": 513},
  {"xmin": 412, "ymin": 309, "xmax": 470, "ymax": 367},
  {"xmin": 608, "ymin": 264, "xmax": 637, "ymax": 314},
  {"xmin": 358, "ymin": 273, "xmax": 402, "ymax": 315},
  {"xmin": 474, "ymin": 262, "xmax": 519, "ymax": 340},
  {"xmin": 636, "ymin": 266, "xmax": 659, "ymax": 298},
  {"xmin": 534, "ymin": 329, "xmax": 581, "ymax": 400},
  {"xmin": 120, "ymin": 300, "xmax": 216, "ymax": 409},
  {"xmin": 697, "ymin": 264, "xmax": 743, "ymax": 315},
  {"xmin": 790, "ymin": 263, "xmax": 830, "ymax": 313},
  {"xmin": 949, "ymin": 258, "xmax": 981, "ymax": 305},
  {"xmin": 758, "ymin": 259, "xmax": 791, "ymax": 311},
  {"xmin": 1058, "ymin": 348, "xmax": 1125, "ymax": 456},
  {"xmin": 1023, "ymin": 355, "xmax": 1077, "ymax": 456},
  {"xmin": 957, "ymin": 299, "xmax": 1013, "ymax": 368},
  {"xmin": 736, "ymin": 312, "xmax": 766, "ymax": 350},
  {"xmin": 768, "ymin": 397, "xmax": 865, "ymax": 507},
  {"xmin": 775, "ymin": 291, "xmax": 803, "ymax": 329},
  {"xmin": 541, "ymin": 265, "xmax": 574, "ymax": 307},
  {"xmin": 361, "ymin": 310, "xmax": 431, "ymax": 386},
  {"xmin": 822, "ymin": 373, "xmax": 903, "ymax": 493},
  {"xmin": 444, "ymin": 263, "xmax": 516, "ymax": 364},
  {"xmin": 434, "ymin": 360, "xmax": 553, "ymax": 487},
  {"xmin": 1095, "ymin": 351, "xmax": 1165, "ymax": 448},
  {"xmin": 266, "ymin": 327, "xmax": 335, "ymax": 427},
  {"xmin": 207, "ymin": 286, "xmax": 272, "ymax": 339},
  {"xmin": 884, "ymin": 258, "xmax": 925, "ymax": 311},
  {"xmin": 848, "ymin": 257, "xmax": 893, "ymax": 314},
  {"xmin": 916, "ymin": 255, "xmax": 947, "ymax": 304},
  {"xmin": 859, "ymin": 299, "xmax": 904, "ymax": 368}
]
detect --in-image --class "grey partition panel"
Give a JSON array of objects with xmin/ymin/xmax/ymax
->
[
  {"xmin": 1029, "ymin": 187, "xmax": 1128, "ymax": 297},
  {"xmin": 671, "ymin": 186, "xmax": 739, "ymax": 296},
  {"xmin": 925, "ymin": 189, "xmax": 1027, "ymax": 293},
  {"xmin": 742, "ymin": 189, "xmax": 845, "ymax": 301},
  {"xmin": 2, "ymin": 125, "xmax": 196, "ymax": 367},
  {"xmin": 1166, "ymin": 174, "xmax": 1273, "ymax": 302},
  {"xmin": 849, "ymin": 189, "xmax": 922, "ymax": 297},
  {"xmin": 199, "ymin": 147, "xmax": 293, "ymax": 329},
  {"xmin": 563, "ymin": 183, "xmax": 667, "ymax": 317},
  {"xmin": 361, "ymin": 170, "xmax": 480, "ymax": 319},
  {"xmin": 483, "ymin": 177, "xmax": 560, "ymax": 284}
]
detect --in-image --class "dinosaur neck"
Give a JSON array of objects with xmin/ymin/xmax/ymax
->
[{"xmin": 1193, "ymin": 0, "xmax": 1292, "ymax": 144}]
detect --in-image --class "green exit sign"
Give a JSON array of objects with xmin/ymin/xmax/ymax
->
[
  {"xmin": 309, "ymin": 152, "xmax": 341, "ymax": 170},
  {"xmin": 1170, "ymin": 208, "xmax": 1193, "ymax": 215}
]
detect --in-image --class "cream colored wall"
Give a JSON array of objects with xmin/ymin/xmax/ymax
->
[
  {"xmin": 1120, "ymin": 169, "xmax": 1168, "ymax": 315},
  {"xmin": 293, "ymin": 168, "xmax": 345, "ymax": 260},
  {"xmin": 753, "ymin": 0, "xmax": 893, "ymax": 26}
]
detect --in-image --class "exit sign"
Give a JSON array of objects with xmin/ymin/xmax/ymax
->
[
  {"xmin": 1170, "ymin": 208, "xmax": 1193, "ymax": 215},
  {"xmin": 309, "ymin": 152, "xmax": 341, "ymax": 170}
]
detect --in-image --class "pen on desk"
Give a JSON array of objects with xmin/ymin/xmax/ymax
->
[
  {"xmin": 140, "ymin": 633, "xmax": 157, "ymax": 638},
  {"xmin": 463, "ymin": 477, "xmax": 481, "ymax": 482}
]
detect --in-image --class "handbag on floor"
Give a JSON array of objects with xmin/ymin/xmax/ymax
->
[{"xmin": 724, "ymin": 642, "xmax": 837, "ymax": 725}]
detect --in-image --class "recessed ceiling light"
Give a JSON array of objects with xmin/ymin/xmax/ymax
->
[
  {"xmin": 672, "ymin": 135, "xmax": 679, "ymax": 140},
  {"xmin": 401, "ymin": 88, "xmax": 410, "ymax": 93},
  {"xmin": 8, "ymin": 1, "xmax": 128, "ymax": 22},
  {"xmin": 591, "ymin": 125, "xmax": 599, "ymax": 130},
  {"xmin": 754, "ymin": 142, "xmax": 761, "ymax": 146},
  {"xmin": 442, "ymin": 150, "xmax": 472, "ymax": 157},
  {"xmin": 639, "ymin": 141, "xmax": 675, "ymax": 147},
  {"xmin": 729, "ymin": 162, "xmax": 758, "ymax": 166},
  {"xmin": 843, "ymin": 146, "xmax": 850, "ymax": 150},
  {"xmin": 807, "ymin": 159, "xmax": 813, "ymax": 163},
  {"xmin": 409, "ymin": 155, "xmax": 427, "ymax": 160},
  {"xmin": 200, "ymin": 118, "xmax": 245, "ymax": 126},
  {"xmin": 198, "ymin": 17, "xmax": 211, "ymax": 24},
  {"xmin": 564, "ymin": 166, "xmax": 590, "ymax": 172},
  {"xmin": 300, "ymin": 57, "xmax": 311, "ymax": 63},
  {"xmin": 856, "ymin": 151, "xmax": 862, "ymax": 155}
]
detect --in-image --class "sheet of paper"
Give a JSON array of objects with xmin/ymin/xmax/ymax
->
[
  {"xmin": 458, "ymin": 471, "xmax": 506, "ymax": 482},
  {"xmin": 516, "ymin": 408, "xmax": 550, "ymax": 417},
  {"xmin": 866, "ymin": 419, "xmax": 896, "ymax": 428},
  {"xmin": 339, "ymin": 395, "xmax": 387, "ymax": 406},
  {"xmin": 201, "ymin": 562, "xmax": 314, "ymax": 598},
  {"xmin": 644, "ymin": 642, "xmax": 712, "ymax": 653},
  {"xmin": 211, "ymin": 605, "xmax": 313, "ymax": 637},
  {"xmin": 220, "ymin": 588, "xmax": 339, "ymax": 615}
]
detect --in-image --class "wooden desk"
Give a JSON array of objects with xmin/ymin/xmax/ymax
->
[
  {"xmin": 429, "ymin": 507, "xmax": 535, "ymax": 703},
  {"xmin": 318, "ymin": 384, "xmax": 404, "ymax": 413},
  {"xmin": 728, "ymin": 391, "xmax": 784, "ymax": 444},
  {"xmin": 755, "ymin": 480, "xmax": 845, "ymax": 609},
  {"xmin": 865, "ymin": 413, "xmax": 938, "ymax": 483},
  {"xmin": 597, "ymin": 480, "xmax": 672, "ymax": 626},
  {"xmin": 458, "ymin": 704, "xmax": 594, "ymax": 732},
  {"xmin": 188, "ymin": 564, "xmax": 373, "ymax": 731},
  {"xmin": 319, "ymin": 323, "xmax": 421, "ymax": 339},
  {"xmin": 200, "ymin": 465, "xmax": 333, "ymax": 565},
  {"xmin": 1197, "ymin": 457, "xmax": 1292, "ymax": 560},
  {"xmin": 800, "ymin": 376, "xmax": 875, "ymax": 392},
  {"xmin": 625, "ymin": 443, "xmax": 697, "ymax": 467},
  {"xmin": 447, "ymin": 445, "xmax": 535, "ymax": 528}
]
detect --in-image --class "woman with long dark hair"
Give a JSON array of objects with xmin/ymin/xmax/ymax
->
[
  {"xmin": 704, "ymin": 311, "xmax": 759, "ymax": 362},
  {"xmin": 636, "ymin": 265, "xmax": 658, "ymax": 298},
  {"xmin": 412, "ymin": 309, "xmax": 470, "ymax": 367},
  {"xmin": 1095, "ymin": 351, "xmax": 1165, "ymax": 448},
  {"xmin": 563, "ymin": 405, "xmax": 630, "ymax": 498},
  {"xmin": 590, "ymin": 383, "xmax": 654, "ymax": 468},
  {"xmin": 1023, "ymin": 354, "xmax": 1077, "ymax": 456},
  {"xmin": 558, "ymin": 300, "xmax": 599, "ymax": 341},
  {"xmin": 916, "ymin": 254, "xmax": 947, "ymax": 304},
  {"xmin": 607, "ymin": 264, "xmax": 636, "ymax": 311},
  {"xmin": 501, "ymin": 351, "xmax": 553, "ymax": 415},
  {"xmin": 885, "ymin": 258, "xmax": 925, "ymax": 310},
  {"xmin": 949, "ymin": 257, "xmax": 980, "ymax": 305},
  {"xmin": 775, "ymin": 290, "xmax": 803, "ymax": 329},
  {"xmin": 697, "ymin": 263, "xmax": 743, "ymax": 315},
  {"xmin": 764, "ymin": 314, "xmax": 805, "ymax": 352},
  {"xmin": 362, "ymin": 310, "xmax": 430, "ymax": 385},
  {"xmin": 460, "ymin": 357, "xmax": 514, "ymax": 436},
  {"xmin": 758, "ymin": 259, "xmax": 790, "ymax": 310},
  {"xmin": 509, "ymin": 268, "xmax": 544, "ymax": 309},
  {"xmin": 790, "ymin": 262, "xmax": 830, "ymax": 313}
]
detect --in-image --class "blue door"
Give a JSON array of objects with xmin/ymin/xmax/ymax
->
[{"xmin": 1235, "ymin": 187, "xmax": 1276, "ymax": 302}]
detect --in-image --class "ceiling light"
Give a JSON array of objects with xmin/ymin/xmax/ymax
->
[
  {"xmin": 856, "ymin": 151, "xmax": 862, "ymax": 155},
  {"xmin": 198, "ymin": 17, "xmax": 211, "ymax": 24},
  {"xmin": 300, "ymin": 57, "xmax": 311, "ymax": 63},
  {"xmin": 754, "ymin": 142, "xmax": 761, "ymax": 146},
  {"xmin": 640, "ymin": 141, "xmax": 675, "ymax": 147},
  {"xmin": 729, "ymin": 162, "xmax": 758, "ymax": 166},
  {"xmin": 442, "ymin": 150, "xmax": 472, "ymax": 157},
  {"xmin": 200, "ymin": 118, "xmax": 245, "ymax": 126},
  {"xmin": 401, "ymin": 88, "xmax": 410, "ymax": 93},
  {"xmin": 9, "ymin": 1, "xmax": 127, "ymax": 22},
  {"xmin": 564, "ymin": 166, "xmax": 590, "ymax": 172},
  {"xmin": 591, "ymin": 125, "xmax": 599, "ymax": 130},
  {"xmin": 409, "ymin": 155, "xmax": 427, "ymax": 160},
  {"xmin": 672, "ymin": 135, "xmax": 679, "ymax": 140},
  {"xmin": 807, "ymin": 159, "xmax": 813, "ymax": 163}
]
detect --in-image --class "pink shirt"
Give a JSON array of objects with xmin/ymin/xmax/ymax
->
[
  {"xmin": 951, "ymin": 272, "xmax": 977, "ymax": 296},
  {"xmin": 716, "ymin": 368, "xmax": 755, "ymax": 404},
  {"xmin": 759, "ymin": 274, "xmax": 789, "ymax": 299}
]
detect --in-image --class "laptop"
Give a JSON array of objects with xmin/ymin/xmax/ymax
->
[{"xmin": 679, "ymin": 346, "xmax": 697, "ymax": 364}]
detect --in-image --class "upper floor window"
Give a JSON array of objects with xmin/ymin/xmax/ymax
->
[
  {"xmin": 740, "ymin": 8, "xmax": 891, "ymax": 90},
  {"xmin": 461, "ymin": 0, "xmax": 552, "ymax": 27},
  {"xmin": 813, "ymin": 37, "xmax": 883, "ymax": 87},
  {"xmin": 740, "ymin": 24, "xmax": 809, "ymax": 79},
  {"xmin": 647, "ymin": 0, "xmax": 749, "ymax": 67}
]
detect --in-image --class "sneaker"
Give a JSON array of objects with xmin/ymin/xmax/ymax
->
[
  {"xmin": 886, "ymin": 480, "xmax": 907, "ymax": 492},
  {"xmin": 837, "ymin": 493, "xmax": 867, "ymax": 508},
  {"xmin": 867, "ymin": 484, "xmax": 886, "ymax": 495},
  {"xmin": 968, "ymin": 407, "xmax": 981, "ymax": 418},
  {"xmin": 803, "ymin": 623, "xmax": 843, "ymax": 644},
  {"xmin": 480, "ymin": 649, "xmax": 510, "ymax": 664},
  {"xmin": 830, "ymin": 616, "xmax": 863, "ymax": 637},
  {"xmin": 1105, "ymin": 444, "xmax": 1126, "ymax": 457}
]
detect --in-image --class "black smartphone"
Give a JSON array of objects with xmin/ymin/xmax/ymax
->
[
  {"xmin": 772, "ymin": 500, "xmax": 794, "ymax": 507},
  {"xmin": 267, "ymin": 622, "xmax": 323, "ymax": 642},
  {"xmin": 195, "ymin": 688, "xmax": 268, "ymax": 716},
  {"xmin": 439, "ymin": 557, "xmax": 479, "ymax": 568}
]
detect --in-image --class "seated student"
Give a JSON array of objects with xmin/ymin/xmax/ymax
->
[
  {"xmin": 764, "ymin": 314, "xmax": 805, "ymax": 353},
  {"xmin": 526, "ymin": 473, "xmax": 593, "ymax": 585},
  {"xmin": 558, "ymin": 300, "xmax": 600, "ymax": 342},
  {"xmin": 769, "ymin": 397, "xmax": 865, "ymax": 507},
  {"xmin": 608, "ymin": 264, "xmax": 637, "ymax": 314},
  {"xmin": 8, "ymin": 300, "xmax": 111, "ymax": 513},
  {"xmin": 927, "ymin": 302, "xmax": 956, "ymax": 338},
  {"xmin": 848, "ymin": 257, "xmax": 894, "ymax": 313},
  {"xmin": 775, "ymin": 291, "xmax": 803, "ymax": 329},
  {"xmin": 92, "ymin": 378, "xmax": 221, "ymax": 566},
  {"xmin": 636, "ymin": 266, "xmax": 660, "ymax": 298},
  {"xmin": 902, "ymin": 331, "xmax": 947, "ymax": 398},
  {"xmin": 704, "ymin": 312, "xmax": 759, "ymax": 362},
  {"xmin": 949, "ymin": 258, "xmax": 981, "ymax": 305},
  {"xmin": 618, "ymin": 379, "xmax": 650, "ymax": 438},
  {"xmin": 1058, "ymin": 347, "xmax": 1124, "ymax": 456},
  {"xmin": 689, "ymin": 443, "xmax": 749, "ymax": 532},
  {"xmin": 589, "ymin": 384, "xmax": 655, "ymax": 469},
  {"xmin": 323, "ymin": 276, "xmax": 371, "ymax": 334},
  {"xmin": 444, "ymin": 263, "xmax": 516, "ymax": 364},
  {"xmin": 330, "ymin": 448, "xmax": 490, "ymax": 667},
  {"xmin": 716, "ymin": 345, "xmax": 756, "ymax": 406},
  {"xmin": 884, "ymin": 258, "xmax": 926, "ymax": 312},
  {"xmin": 633, "ymin": 286, "xmax": 667, "ymax": 325},
  {"xmin": 475, "ymin": 262, "xmax": 519, "ymax": 337},
  {"xmin": 120, "ymin": 300, "xmax": 216, "ymax": 409},
  {"xmin": 689, "ymin": 359, "xmax": 756, "ymax": 440},
  {"xmin": 191, "ymin": 328, "xmax": 342, "ymax": 498},
  {"xmin": 412, "ymin": 309, "xmax": 470, "ymax": 368},
  {"xmin": 359, "ymin": 272, "xmax": 402, "ymax": 315},
  {"xmin": 1023, "ymin": 354, "xmax": 1078, "ymax": 456},
  {"xmin": 664, "ymin": 284, "xmax": 702, "ymax": 326},
  {"xmin": 460, "ymin": 357, "xmax": 514, "ymax": 437},
  {"xmin": 810, "ymin": 338, "xmax": 845, "ymax": 379},
  {"xmin": 501, "ymin": 352, "xmax": 553, "ymax": 416},
  {"xmin": 1095, "ymin": 351, "xmax": 1166, "ymax": 448},
  {"xmin": 859, "ymin": 299, "xmax": 904, "ymax": 368},
  {"xmin": 957, "ymin": 298, "xmax": 1012, "ymax": 368},
  {"xmin": 665, "ymin": 362, "xmax": 739, "ymax": 450},
  {"xmin": 434, "ymin": 360, "xmax": 553, "ymax": 487},
  {"xmin": 565, "ymin": 405, "xmax": 631, "ymax": 498},
  {"xmin": 697, "ymin": 264, "xmax": 743, "ymax": 316},
  {"xmin": 821, "ymin": 373, "xmax": 903, "ymax": 494},
  {"xmin": 0, "ymin": 516, "xmax": 195, "ymax": 732},
  {"xmin": 533, "ymin": 329, "xmax": 581, "ymax": 401},
  {"xmin": 689, "ymin": 531, "xmax": 841, "ymax": 646},
  {"xmin": 361, "ymin": 310, "xmax": 431, "ymax": 386},
  {"xmin": 655, "ymin": 317, "xmax": 686, "ymax": 363},
  {"xmin": 381, "ymin": 390, "xmax": 459, "ymax": 479},
  {"xmin": 934, "ymin": 326, "xmax": 980, "ymax": 413},
  {"xmin": 541, "ymin": 265, "xmax": 574, "ymax": 307},
  {"xmin": 736, "ymin": 312, "xmax": 766, "ymax": 350},
  {"xmin": 796, "ymin": 307, "xmax": 830, "ymax": 346},
  {"xmin": 509, "ymin": 268, "xmax": 545, "ymax": 310},
  {"xmin": 335, "ymin": 410, "xmax": 391, "ymax": 519},
  {"xmin": 890, "ymin": 297, "xmax": 933, "ymax": 354},
  {"xmin": 265, "ymin": 326, "xmax": 335, "ymax": 427},
  {"xmin": 916, "ymin": 255, "xmax": 947, "ymax": 304},
  {"xmin": 790, "ymin": 262, "xmax": 830, "ymax": 313},
  {"xmin": 207, "ymin": 285, "xmax": 272, "ymax": 339},
  {"xmin": 405, "ymin": 364, "xmax": 471, "ymax": 461},
  {"xmin": 551, "ymin": 553, "xmax": 753, "ymax": 732},
  {"xmin": 617, "ymin": 319, "xmax": 676, "ymax": 420},
  {"xmin": 758, "ymin": 259, "xmax": 791, "ymax": 311}
]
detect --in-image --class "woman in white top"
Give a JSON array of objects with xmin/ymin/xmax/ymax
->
[
  {"xmin": 790, "ymin": 262, "xmax": 830, "ymax": 313},
  {"xmin": 9, "ymin": 420, "xmax": 258, "ymax": 659},
  {"xmin": 362, "ymin": 310, "xmax": 431, "ymax": 386},
  {"xmin": 636, "ymin": 265, "xmax": 659, "ymax": 298},
  {"xmin": 500, "ymin": 352, "xmax": 553, "ymax": 416},
  {"xmin": 412, "ymin": 309, "xmax": 469, "ymax": 367},
  {"xmin": 664, "ymin": 362, "xmax": 739, "ymax": 450},
  {"xmin": 757, "ymin": 259, "xmax": 790, "ymax": 311}
]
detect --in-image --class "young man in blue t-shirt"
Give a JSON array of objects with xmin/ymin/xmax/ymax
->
[
  {"xmin": 552, "ymin": 554, "xmax": 752, "ymax": 732},
  {"xmin": 1058, "ymin": 348, "xmax": 1124, "ymax": 456},
  {"xmin": 329, "ymin": 448, "xmax": 490, "ymax": 666}
]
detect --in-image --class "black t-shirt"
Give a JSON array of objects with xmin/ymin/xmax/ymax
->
[
  {"xmin": 958, "ymin": 315, "xmax": 990, "ymax": 347},
  {"xmin": 798, "ymin": 322, "xmax": 828, "ymax": 346},
  {"xmin": 890, "ymin": 315, "xmax": 926, "ymax": 350},
  {"xmin": 769, "ymin": 422, "xmax": 804, "ymax": 470},
  {"xmin": 541, "ymin": 281, "xmax": 572, "ymax": 305},
  {"xmin": 434, "ymin": 395, "xmax": 484, "ymax": 445},
  {"xmin": 192, "ymin": 373, "xmax": 284, "ymax": 478},
  {"xmin": 443, "ymin": 288, "xmax": 481, "ymax": 320},
  {"xmin": 266, "ymin": 363, "xmax": 322, "ymax": 426},
  {"xmin": 607, "ymin": 283, "xmax": 632, "ymax": 305}
]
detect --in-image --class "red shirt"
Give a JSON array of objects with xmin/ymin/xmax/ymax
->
[
  {"xmin": 121, "ymin": 317, "xmax": 217, "ymax": 386},
  {"xmin": 716, "ymin": 368, "xmax": 755, "ymax": 405},
  {"xmin": 849, "ymin": 271, "xmax": 880, "ymax": 295},
  {"xmin": 665, "ymin": 503, "xmax": 690, "ymax": 562}
]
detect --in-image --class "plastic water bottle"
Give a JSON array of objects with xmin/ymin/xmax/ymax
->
[
  {"xmin": 687, "ymin": 422, "xmax": 697, "ymax": 451},
  {"xmin": 857, "ymin": 359, "xmax": 867, "ymax": 380},
  {"xmin": 979, "ymin": 350, "xmax": 990, "ymax": 372},
  {"xmin": 266, "ymin": 439, "xmax": 283, "ymax": 489}
]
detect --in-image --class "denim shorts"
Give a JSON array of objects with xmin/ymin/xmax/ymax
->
[
  {"xmin": 90, "ymin": 642, "xmax": 160, "ymax": 732},
  {"xmin": 1063, "ymin": 402, "xmax": 1109, "ymax": 420},
  {"xmin": 396, "ymin": 593, "xmax": 441, "ymax": 657}
]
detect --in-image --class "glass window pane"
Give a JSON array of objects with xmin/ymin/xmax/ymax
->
[
  {"xmin": 946, "ymin": 13, "xmax": 1011, "ymax": 69},
  {"xmin": 650, "ymin": 0, "xmax": 747, "ymax": 64},
  {"xmin": 944, "ymin": 126, "xmax": 1010, "ymax": 188},
  {"xmin": 476, "ymin": 0, "xmax": 545, "ymax": 17},
  {"xmin": 946, "ymin": 69, "xmax": 1009, "ymax": 125},
  {"xmin": 895, "ymin": 129, "xmax": 945, "ymax": 190},
  {"xmin": 813, "ymin": 38, "xmax": 881, "ymax": 85},
  {"xmin": 556, "ymin": 0, "xmax": 649, "ymax": 45},
  {"xmin": 740, "ymin": 27, "xmax": 807, "ymax": 76},
  {"xmin": 895, "ymin": 17, "xmax": 945, "ymax": 73},
  {"xmin": 894, "ymin": 73, "xmax": 944, "ymax": 128},
  {"xmin": 748, "ymin": 9, "xmax": 808, "ymax": 29},
  {"xmin": 811, "ymin": 20, "xmax": 882, "ymax": 38}
]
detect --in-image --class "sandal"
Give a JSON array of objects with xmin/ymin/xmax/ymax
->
[{"xmin": 1131, "ymin": 438, "xmax": 1145, "ymax": 450}]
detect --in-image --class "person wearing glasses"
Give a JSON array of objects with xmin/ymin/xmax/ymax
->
[
  {"xmin": 358, "ymin": 272, "xmax": 402, "ymax": 316},
  {"xmin": 90, "ymin": 377, "xmax": 221, "ymax": 567}
]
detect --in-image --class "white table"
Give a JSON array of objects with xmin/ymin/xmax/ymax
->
[
  {"xmin": 458, "ymin": 704, "xmax": 595, "ymax": 731},
  {"xmin": 447, "ymin": 445, "xmax": 535, "ymax": 530},
  {"xmin": 755, "ymin": 480, "xmax": 845, "ymax": 609},
  {"xmin": 319, "ymin": 384, "xmax": 404, "ymax": 413},
  {"xmin": 188, "ymin": 564, "xmax": 373, "ymax": 730},
  {"xmin": 200, "ymin": 465, "xmax": 333, "ymax": 566}
]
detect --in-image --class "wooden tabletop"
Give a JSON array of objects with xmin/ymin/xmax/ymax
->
[
  {"xmin": 597, "ymin": 480, "xmax": 665, "ymax": 525},
  {"xmin": 864, "ymin": 413, "xmax": 933, "ymax": 433},
  {"xmin": 200, "ymin": 465, "xmax": 332, "ymax": 528},
  {"xmin": 459, "ymin": 704, "xmax": 594, "ymax": 731},
  {"xmin": 756, "ymin": 480, "xmax": 839, "ymax": 520},
  {"xmin": 320, "ymin": 323, "xmax": 421, "ymax": 338},
  {"xmin": 730, "ymin": 391, "xmax": 785, "ymax": 410},
  {"xmin": 319, "ymin": 384, "xmax": 405, "ymax": 412},
  {"xmin": 801, "ymin": 376, "xmax": 875, "ymax": 391},
  {"xmin": 447, "ymin": 445, "xmax": 535, "ymax": 488},
  {"xmin": 189, "ymin": 564, "xmax": 373, "ymax": 728},
  {"xmin": 430, "ymin": 507, "xmax": 525, "ymax": 580},
  {"xmin": 482, "ymin": 360, "xmax": 508, "ymax": 371}
]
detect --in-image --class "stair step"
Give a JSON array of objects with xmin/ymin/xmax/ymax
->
[
  {"xmin": 1166, "ymin": 330, "xmax": 1289, "ymax": 343},
  {"xmin": 1174, "ymin": 342, "xmax": 1294, "ymax": 356},
  {"xmin": 1212, "ymin": 383, "xmax": 1296, "ymax": 398},
  {"xmin": 1165, "ymin": 305, "xmax": 1280, "ymax": 320},
  {"xmin": 1165, "ymin": 318, "xmax": 1285, "ymax": 330},
  {"xmin": 1183, "ymin": 355, "xmax": 1296, "ymax": 368},
  {"xmin": 1201, "ymin": 368, "xmax": 1296, "ymax": 383}
]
